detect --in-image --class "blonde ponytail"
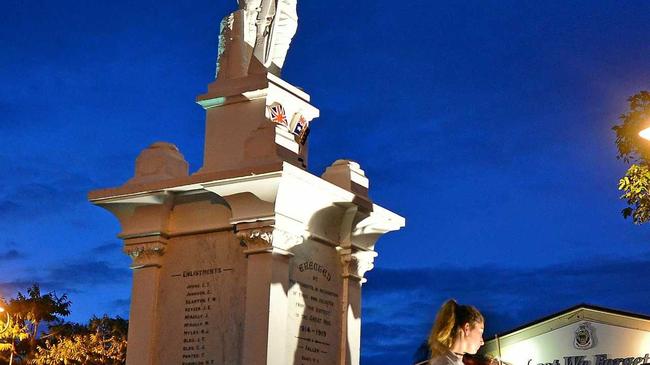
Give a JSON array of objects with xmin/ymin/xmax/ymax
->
[{"xmin": 427, "ymin": 299, "xmax": 484, "ymax": 357}]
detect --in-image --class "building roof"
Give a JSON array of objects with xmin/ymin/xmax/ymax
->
[
  {"xmin": 482, "ymin": 304, "xmax": 650, "ymax": 354},
  {"xmin": 496, "ymin": 304, "xmax": 650, "ymax": 338}
]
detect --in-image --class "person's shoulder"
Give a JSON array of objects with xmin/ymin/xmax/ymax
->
[
  {"xmin": 423, "ymin": 356, "xmax": 447, "ymax": 365},
  {"xmin": 427, "ymin": 352, "xmax": 461, "ymax": 365}
]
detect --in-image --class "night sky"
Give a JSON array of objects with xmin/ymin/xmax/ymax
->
[{"xmin": 1, "ymin": 1, "xmax": 650, "ymax": 364}]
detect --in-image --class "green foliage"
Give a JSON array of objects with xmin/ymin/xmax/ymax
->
[
  {"xmin": 0, "ymin": 284, "xmax": 128, "ymax": 365},
  {"xmin": 5, "ymin": 284, "xmax": 72, "ymax": 362},
  {"xmin": 613, "ymin": 91, "xmax": 650, "ymax": 223},
  {"xmin": 0, "ymin": 310, "xmax": 30, "ymax": 364},
  {"xmin": 612, "ymin": 91, "xmax": 650, "ymax": 163},
  {"xmin": 32, "ymin": 316, "xmax": 128, "ymax": 365},
  {"xmin": 618, "ymin": 164, "xmax": 650, "ymax": 224},
  {"xmin": 87, "ymin": 316, "xmax": 128, "ymax": 340},
  {"xmin": 11, "ymin": 284, "xmax": 71, "ymax": 326}
]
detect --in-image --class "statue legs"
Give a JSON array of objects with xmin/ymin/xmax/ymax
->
[{"xmin": 216, "ymin": 0, "xmax": 297, "ymax": 80}]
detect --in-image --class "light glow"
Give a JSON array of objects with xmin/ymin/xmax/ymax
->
[
  {"xmin": 501, "ymin": 341, "xmax": 541, "ymax": 365},
  {"xmin": 639, "ymin": 127, "xmax": 650, "ymax": 141},
  {"xmin": 639, "ymin": 332, "xmax": 650, "ymax": 354}
]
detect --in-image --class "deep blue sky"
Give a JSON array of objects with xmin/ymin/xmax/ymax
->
[{"xmin": 1, "ymin": 1, "xmax": 649, "ymax": 364}]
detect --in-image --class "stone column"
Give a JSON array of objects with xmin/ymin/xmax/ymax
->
[
  {"xmin": 123, "ymin": 236, "xmax": 168, "ymax": 365},
  {"xmin": 339, "ymin": 248, "xmax": 377, "ymax": 365},
  {"xmin": 238, "ymin": 226, "xmax": 298, "ymax": 365}
]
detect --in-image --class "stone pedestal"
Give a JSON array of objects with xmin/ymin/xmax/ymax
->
[{"xmin": 91, "ymin": 155, "xmax": 403, "ymax": 365}]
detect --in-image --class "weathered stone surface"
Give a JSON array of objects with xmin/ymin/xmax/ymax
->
[{"xmin": 127, "ymin": 142, "xmax": 189, "ymax": 185}]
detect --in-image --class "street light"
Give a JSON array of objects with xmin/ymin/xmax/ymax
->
[
  {"xmin": 0, "ymin": 306, "xmax": 9, "ymax": 334},
  {"xmin": 639, "ymin": 127, "xmax": 650, "ymax": 141}
]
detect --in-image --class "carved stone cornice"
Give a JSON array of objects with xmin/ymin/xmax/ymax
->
[
  {"xmin": 237, "ymin": 227, "xmax": 302, "ymax": 256},
  {"xmin": 338, "ymin": 248, "xmax": 377, "ymax": 284},
  {"xmin": 272, "ymin": 228, "xmax": 304, "ymax": 248},
  {"xmin": 124, "ymin": 237, "xmax": 168, "ymax": 269}
]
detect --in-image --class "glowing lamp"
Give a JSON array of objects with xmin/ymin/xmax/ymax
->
[
  {"xmin": 0, "ymin": 306, "xmax": 8, "ymax": 334},
  {"xmin": 639, "ymin": 127, "xmax": 650, "ymax": 141}
]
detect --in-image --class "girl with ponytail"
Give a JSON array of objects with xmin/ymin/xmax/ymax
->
[{"xmin": 416, "ymin": 299, "xmax": 485, "ymax": 365}]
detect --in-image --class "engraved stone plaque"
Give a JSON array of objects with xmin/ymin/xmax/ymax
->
[
  {"xmin": 156, "ymin": 232, "xmax": 247, "ymax": 365},
  {"xmin": 286, "ymin": 240, "xmax": 342, "ymax": 365}
]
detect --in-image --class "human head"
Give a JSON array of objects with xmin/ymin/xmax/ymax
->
[{"xmin": 428, "ymin": 299, "xmax": 485, "ymax": 356}]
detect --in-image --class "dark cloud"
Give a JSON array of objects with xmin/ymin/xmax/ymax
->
[
  {"xmin": 110, "ymin": 298, "xmax": 130, "ymax": 309},
  {"xmin": 108, "ymin": 298, "xmax": 130, "ymax": 318},
  {"xmin": 0, "ymin": 258, "xmax": 130, "ymax": 302},
  {"xmin": 0, "ymin": 183, "xmax": 58, "ymax": 216},
  {"xmin": 362, "ymin": 320, "xmax": 429, "ymax": 362},
  {"xmin": 362, "ymin": 352, "xmax": 414, "ymax": 365},
  {"xmin": 47, "ymin": 260, "xmax": 131, "ymax": 288},
  {"xmin": 0, "ymin": 279, "xmax": 63, "ymax": 300},
  {"xmin": 0, "ymin": 174, "xmax": 95, "ymax": 220},
  {"xmin": 0, "ymin": 280, "xmax": 32, "ymax": 298},
  {"xmin": 91, "ymin": 241, "xmax": 122, "ymax": 254},
  {"xmin": 360, "ymin": 253, "xmax": 650, "ymax": 364},
  {"xmin": 1, "ymin": 241, "xmax": 18, "ymax": 248},
  {"xmin": 0, "ymin": 249, "xmax": 27, "ymax": 261},
  {"xmin": 0, "ymin": 201, "xmax": 21, "ymax": 216}
]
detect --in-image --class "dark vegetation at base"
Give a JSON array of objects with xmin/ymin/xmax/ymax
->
[{"xmin": 0, "ymin": 284, "xmax": 127, "ymax": 365}]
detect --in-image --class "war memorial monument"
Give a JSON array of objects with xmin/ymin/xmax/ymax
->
[{"xmin": 89, "ymin": 1, "xmax": 405, "ymax": 364}]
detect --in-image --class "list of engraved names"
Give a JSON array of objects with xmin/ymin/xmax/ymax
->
[{"xmin": 175, "ymin": 267, "xmax": 232, "ymax": 365}]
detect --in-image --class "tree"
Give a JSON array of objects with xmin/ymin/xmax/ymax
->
[
  {"xmin": 1, "ymin": 284, "xmax": 71, "ymax": 363},
  {"xmin": 0, "ymin": 285, "xmax": 128, "ymax": 365},
  {"xmin": 612, "ymin": 91, "xmax": 650, "ymax": 223},
  {"xmin": 31, "ymin": 316, "xmax": 127, "ymax": 365},
  {"xmin": 0, "ymin": 301, "xmax": 30, "ymax": 365}
]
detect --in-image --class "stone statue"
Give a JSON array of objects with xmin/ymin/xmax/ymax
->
[{"xmin": 216, "ymin": 0, "xmax": 298, "ymax": 80}]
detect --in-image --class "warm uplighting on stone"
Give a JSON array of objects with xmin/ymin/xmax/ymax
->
[{"xmin": 88, "ymin": 1, "xmax": 405, "ymax": 364}]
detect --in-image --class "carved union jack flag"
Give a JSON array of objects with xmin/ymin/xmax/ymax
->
[{"xmin": 268, "ymin": 103, "xmax": 288, "ymax": 126}]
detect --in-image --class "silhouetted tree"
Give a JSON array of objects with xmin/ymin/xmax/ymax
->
[{"xmin": 7, "ymin": 284, "xmax": 71, "ymax": 362}]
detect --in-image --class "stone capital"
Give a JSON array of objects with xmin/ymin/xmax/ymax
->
[
  {"xmin": 124, "ymin": 236, "xmax": 169, "ymax": 269},
  {"xmin": 338, "ymin": 248, "xmax": 377, "ymax": 283},
  {"xmin": 236, "ymin": 227, "xmax": 302, "ymax": 256}
]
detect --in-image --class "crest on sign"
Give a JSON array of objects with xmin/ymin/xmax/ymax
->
[{"xmin": 574, "ymin": 322, "xmax": 595, "ymax": 350}]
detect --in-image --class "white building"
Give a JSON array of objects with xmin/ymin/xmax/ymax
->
[{"xmin": 482, "ymin": 305, "xmax": 650, "ymax": 365}]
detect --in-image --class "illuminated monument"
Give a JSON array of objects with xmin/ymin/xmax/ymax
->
[{"xmin": 89, "ymin": 1, "xmax": 404, "ymax": 364}]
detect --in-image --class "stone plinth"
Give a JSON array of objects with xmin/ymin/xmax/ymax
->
[{"xmin": 90, "ymin": 158, "xmax": 404, "ymax": 365}]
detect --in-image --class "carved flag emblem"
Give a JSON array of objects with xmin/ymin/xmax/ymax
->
[
  {"xmin": 291, "ymin": 113, "xmax": 307, "ymax": 136},
  {"xmin": 268, "ymin": 103, "xmax": 288, "ymax": 126}
]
